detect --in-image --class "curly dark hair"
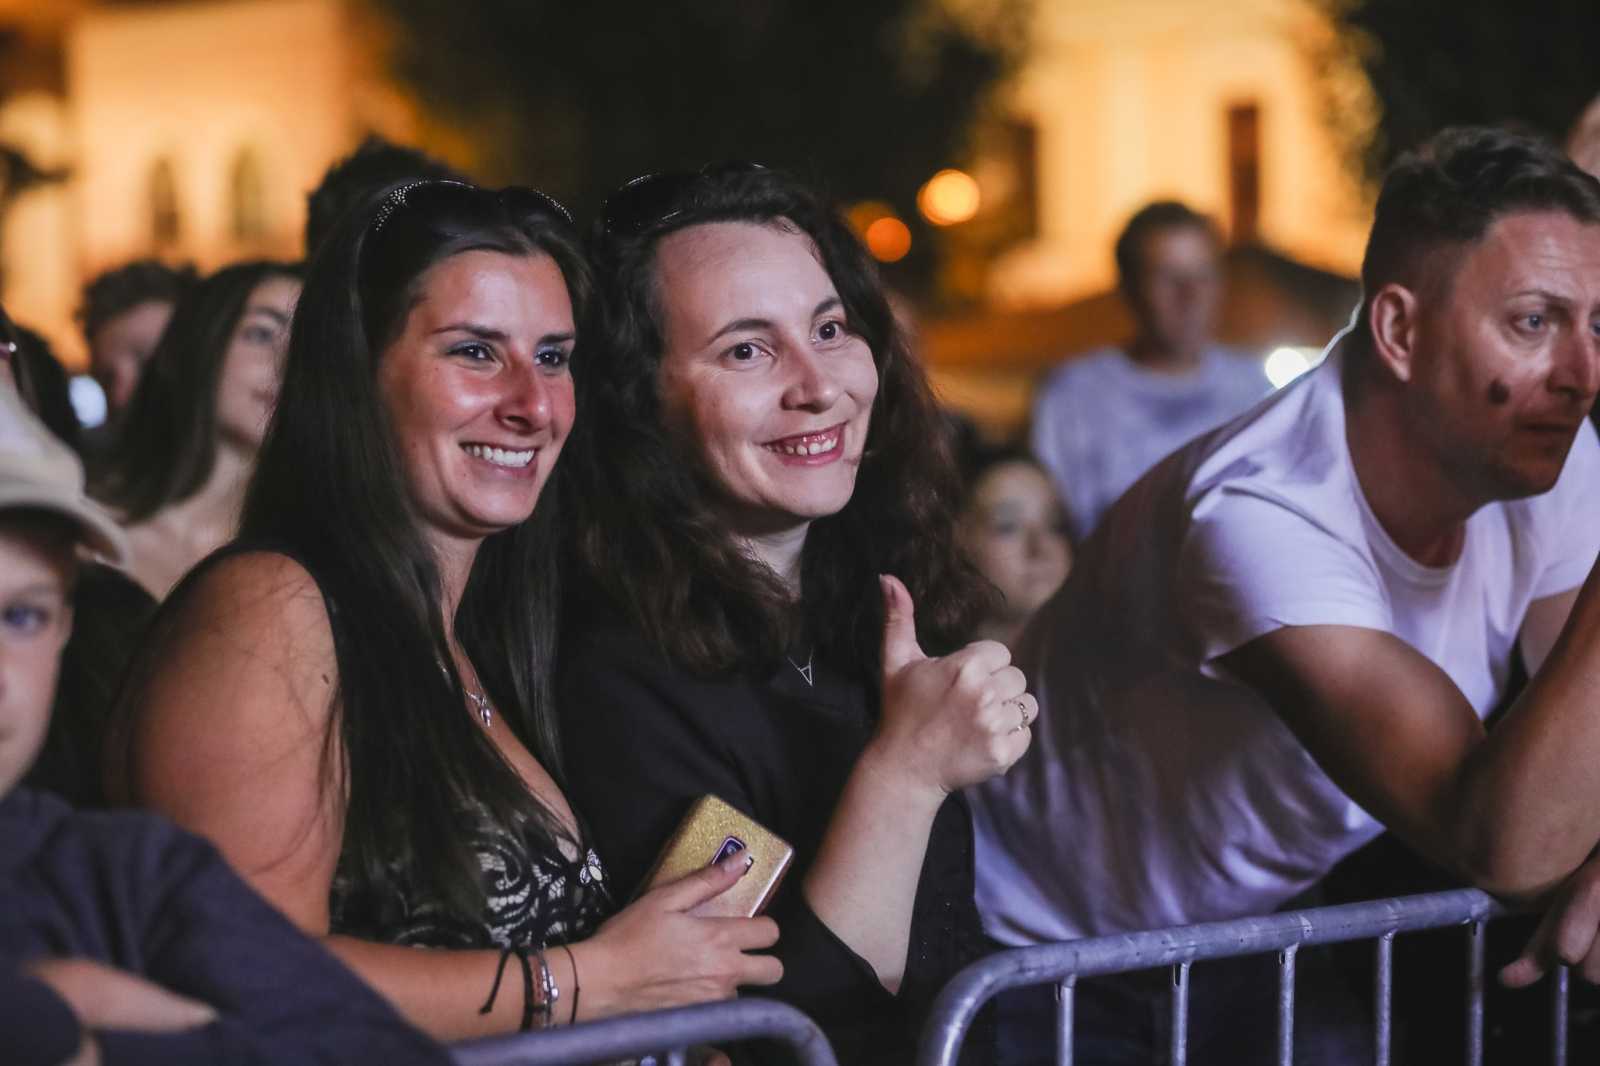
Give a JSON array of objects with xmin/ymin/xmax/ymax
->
[{"xmin": 573, "ymin": 165, "xmax": 992, "ymax": 679}]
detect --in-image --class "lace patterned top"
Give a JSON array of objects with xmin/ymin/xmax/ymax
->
[
  {"xmin": 330, "ymin": 806, "xmax": 612, "ymax": 951},
  {"xmin": 227, "ymin": 542, "xmax": 616, "ymax": 953}
]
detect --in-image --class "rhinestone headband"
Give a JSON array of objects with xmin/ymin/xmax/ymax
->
[{"xmin": 370, "ymin": 179, "xmax": 473, "ymax": 235}]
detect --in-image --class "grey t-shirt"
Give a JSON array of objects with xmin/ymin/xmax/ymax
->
[{"xmin": 1030, "ymin": 345, "xmax": 1270, "ymax": 539}]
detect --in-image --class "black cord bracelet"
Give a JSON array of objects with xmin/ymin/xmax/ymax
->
[
  {"xmin": 517, "ymin": 947, "xmax": 536, "ymax": 1032},
  {"xmin": 559, "ymin": 944, "xmax": 580, "ymax": 1025},
  {"xmin": 478, "ymin": 946, "xmax": 518, "ymax": 1017}
]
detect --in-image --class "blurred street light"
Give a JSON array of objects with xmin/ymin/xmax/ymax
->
[
  {"xmin": 1264, "ymin": 346, "xmax": 1319, "ymax": 389},
  {"xmin": 865, "ymin": 216, "xmax": 912, "ymax": 262},
  {"xmin": 917, "ymin": 168, "xmax": 981, "ymax": 226}
]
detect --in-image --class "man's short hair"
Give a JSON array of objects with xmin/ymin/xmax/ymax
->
[
  {"xmin": 1360, "ymin": 126, "xmax": 1600, "ymax": 318},
  {"xmin": 76, "ymin": 260, "xmax": 196, "ymax": 344},
  {"xmin": 1114, "ymin": 201, "xmax": 1220, "ymax": 290},
  {"xmin": 304, "ymin": 136, "xmax": 466, "ymax": 256}
]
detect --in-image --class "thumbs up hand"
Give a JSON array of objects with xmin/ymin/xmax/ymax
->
[{"xmin": 869, "ymin": 574, "xmax": 1035, "ymax": 804}]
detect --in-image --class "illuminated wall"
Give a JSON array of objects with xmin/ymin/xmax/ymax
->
[
  {"xmin": 0, "ymin": 0, "xmax": 421, "ymax": 367},
  {"xmin": 984, "ymin": 0, "xmax": 1370, "ymax": 307},
  {"xmin": 69, "ymin": 0, "xmax": 355, "ymax": 276}
]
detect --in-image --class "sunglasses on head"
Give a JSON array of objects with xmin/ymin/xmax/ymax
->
[
  {"xmin": 601, "ymin": 161, "xmax": 768, "ymax": 238},
  {"xmin": 370, "ymin": 179, "xmax": 573, "ymax": 236}
]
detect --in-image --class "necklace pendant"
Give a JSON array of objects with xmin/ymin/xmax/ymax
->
[
  {"xmin": 468, "ymin": 690, "xmax": 493, "ymax": 728},
  {"xmin": 787, "ymin": 653, "xmax": 814, "ymax": 687}
]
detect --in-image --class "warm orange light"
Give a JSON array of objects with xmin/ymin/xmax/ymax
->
[
  {"xmin": 864, "ymin": 216, "xmax": 912, "ymax": 262},
  {"xmin": 917, "ymin": 169, "xmax": 981, "ymax": 226},
  {"xmin": 847, "ymin": 200, "xmax": 895, "ymax": 237}
]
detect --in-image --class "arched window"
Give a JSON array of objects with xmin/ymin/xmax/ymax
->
[
  {"xmin": 229, "ymin": 146, "xmax": 267, "ymax": 242},
  {"xmin": 1226, "ymin": 102, "xmax": 1261, "ymax": 244},
  {"xmin": 149, "ymin": 157, "xmax": 181, "ymax": 248}
]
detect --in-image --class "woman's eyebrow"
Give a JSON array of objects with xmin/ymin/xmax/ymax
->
[
  {"xmin": 704, "ymin": 317, "xmax": 773, "ymax": 346},
  {"xmin": 430, "ymin": 322, "xmax": 509, "ymax": 341},
  {"xmin": 245, "ymin": 306, "xmax": 292, "ymax": 326},
  {"xmin": 703, "ymin": 298, "xmax": 844, "ymax": 347}
]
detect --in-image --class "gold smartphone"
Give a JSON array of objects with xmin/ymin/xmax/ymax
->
[{"xmin": 639, "ymin": 795, "xmax": 795, "ymax": 917}]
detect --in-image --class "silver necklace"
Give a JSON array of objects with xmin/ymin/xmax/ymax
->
[
  {"xmin": 465, "ymin": 684, "xmax": 493, "ymax": 728},
  {"xmin": 786, "ymin": 649, "xmax": 814, "ymax": 687},
  {"xmin": 443, "ymin": 659, "xmax": 494, "ymax": 728}
]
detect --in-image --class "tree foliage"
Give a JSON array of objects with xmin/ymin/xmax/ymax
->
[
  {"xmin": 372, "ymin": 0, "xmax": 1027, "ymax": 271},
  {"xmin": 1319, "ymin": 0, "xmax": 1600, "ymax": 185}
]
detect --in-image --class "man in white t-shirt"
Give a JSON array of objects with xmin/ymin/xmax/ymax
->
[
  {"xmin": 972, "ymin": 127, "xmax": 1600, "ymax": 1064},
  {"xmin": 1030, "ymin": 201, "xmax": 1270, "ymax": 541}
]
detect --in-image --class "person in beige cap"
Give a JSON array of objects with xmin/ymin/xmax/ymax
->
[
  {"xmin": 0, "ymin": 384, "xmax": 128, "ymax": 572},
  {"xmin": 0, "ymin": 380, "xmax": 451, "ymax": 1066}
]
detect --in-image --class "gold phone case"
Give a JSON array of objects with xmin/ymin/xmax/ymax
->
[{"xmin": 639, "ymin": 795, "xmax": 795, "ymax": 917}]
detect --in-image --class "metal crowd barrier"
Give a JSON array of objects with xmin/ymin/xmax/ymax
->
[
  {"xmin": 450, "ymin": 998, "xmax": 839, "ymax": 1066},
  {"xmin": 918, "ymin": 888, "xmax": 1571, "ymax": 1066}
]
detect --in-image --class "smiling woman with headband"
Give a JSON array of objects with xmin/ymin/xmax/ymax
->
[
  {"xmin": 561, "ymin": 163, "xmax": 1036, "ymax": 1064},
  {"xmin": 111, "ymin": 177, "xmax": 781, "ymax": 1041}
]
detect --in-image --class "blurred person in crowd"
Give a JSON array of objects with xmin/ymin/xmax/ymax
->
[
  {"xmin": 0, "ymin": 306, "xmax": 81, "ymax": 451},
  {"xmin": 970, "ymin": 126, "xmax": 1600, "ymax": 1064},
  {"xmin": 956, "ymin": 448, "xmax": 1072, "ymax": 652},
  {"xmin": 1031, "ymin": 201, "xmax": 1269, "ymax": 540},
  {"xmin": 12, "ymin": 325, "xmax": 81, "ymax": 452},
  {"xmin": 92, "ymin": 261, "xmax": 301, "ymax": 597},
  {"xmin": 77, "ymin": 260, "xmax": 196, "ymax": 421},
  {"xmin": 561, "ymin": 164, "xmax": 1034, "ymax": 1066},
  {"xmin": 0, "ymin": 383, "xmax": 449, "ymax": 1066},
  {"xmin": 305, "ymin": 135, "xmax": 467, "ymax": 257},
  {"xmin": 115, "ymin": 180, "xmax": 779, "ymax": 1042}
]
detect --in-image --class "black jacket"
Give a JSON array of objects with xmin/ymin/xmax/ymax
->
[{"xmin": 559, "ymin": 616, "xmax": 992, "ymax": 1066}]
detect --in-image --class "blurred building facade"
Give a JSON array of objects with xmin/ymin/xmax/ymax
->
[
  {"xmin": 0, "ymin": 0, "xmax": 1368, "ymax": 424},
  {"xmin": 0, "ymin": 0, "xmax": 423, "ymax": 367},
  {"xmin": 976, "ymin": 0, "xmax": 1368, "ymax": 306},
  {"xmin": 925, "ymin": 0, "xmax": 1370, "ymax": 429}
]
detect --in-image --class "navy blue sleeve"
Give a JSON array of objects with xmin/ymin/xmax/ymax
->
[
  {"xmin": 0, "ymin": 969, "xmax": 83, "ymax": 1065},
  {"xmin": 98, "ymin": 820, "xmax": 450, "ymax": 1066}
]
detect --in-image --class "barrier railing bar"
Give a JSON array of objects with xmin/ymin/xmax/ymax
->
[
  {"xmin": 1551, "ymin": 966, "xmax": 1568, "ymax": 1066},
  {"xmin": 451, "ymin": 999, "xmax": 839, "ymax": 1066},
  {"xmin": 1277, "ymin": 946, "xmax": 1296, "ymax": 1066},
  {"xmin": 1170, "ymin": 961, "xmax": 1190, "ymax": 1066},
  {"xmin": 917, "ymin": 889, "xmax": 1505, "ymax": 1066},
  {"xmin": 1465, "ymin": 920, "xmax": 1484, "ymax": 1066},
  {"xmin": 1374, "ymin": 932, "xmax": 1393, "ymax": 1066},
  {"xmin": 1054, "ymin": 978, "xmax": 1075, "ymax": 1066}
]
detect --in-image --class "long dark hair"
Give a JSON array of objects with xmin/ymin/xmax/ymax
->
[
  {"xmin": 129, "ymin": 181, "xmax": 593, "ymax": 920},
  {"xmin": 575, "ymin": 166, "xmax": 990, "ymax": 679},
  {"xmin": 92, "ymin": 259, "xmax": 301, "ymax": 521}
]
